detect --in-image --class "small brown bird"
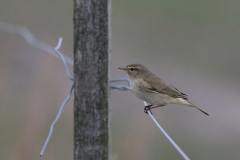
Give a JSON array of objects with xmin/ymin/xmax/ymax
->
[{"xmin": 118, "ymin": 64, "xmax": 209, "ymax": 115}]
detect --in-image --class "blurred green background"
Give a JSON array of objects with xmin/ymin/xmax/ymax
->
[{"xmin": 1, "ymin": 0, "xmax": 240, "ymax": 160}]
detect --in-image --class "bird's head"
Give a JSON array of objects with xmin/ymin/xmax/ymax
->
[{"xmin": 118, "ymin": 64, "xmax": 150, "ymax": 79}]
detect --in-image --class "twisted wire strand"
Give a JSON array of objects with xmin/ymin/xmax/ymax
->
[
  {"xmin": 144, "ymin": 101, "xmax": 190, "ymax": 160},
  {"xmin": 0, "ymin": 21, "xmax": 73, "ymax": 65},
  {"xmin": 40, "ymin": 84, "xmax": 74, "ymax": 156},
  {"xmin": 110, "ymin": 78, "xmax": 132, "ymax": 91},
  {"xmin": 40, "ymin": 38, "xmax": 74, "ymax": 156}
]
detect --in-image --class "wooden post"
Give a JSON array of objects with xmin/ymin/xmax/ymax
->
[{"xmin": 73, "ymin": 0, "xmax": 110, "ymax": 159}]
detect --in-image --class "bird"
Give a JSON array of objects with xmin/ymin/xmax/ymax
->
[{"xmin": 118, "ymin": 64, "xmax": 209, "ymax": 115}]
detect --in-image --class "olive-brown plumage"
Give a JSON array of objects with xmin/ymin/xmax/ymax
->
[{"xmin": 118, "ymin": 64, "xmax": 209, "ymax": 115}]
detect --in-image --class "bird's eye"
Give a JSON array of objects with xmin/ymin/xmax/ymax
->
[{"xmin": 130, "ymin": 68, "xmax": 134, "ymax": 71}]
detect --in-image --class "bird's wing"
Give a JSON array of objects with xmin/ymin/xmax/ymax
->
[{"xmin": 143, "ymin": 75, "xmax": 188, "ymax": 99}]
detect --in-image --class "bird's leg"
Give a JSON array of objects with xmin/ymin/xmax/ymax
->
[
  {"xmin": 144, "ymin": 105, "xmax": 153, "ymax": 114},
  {"xmin": 149, "ymin": 105, "xmax": 165, "ymax": 110},
  {"xmin": 144, "ymin": 104, "xmax": 165, "ymax": 114}
]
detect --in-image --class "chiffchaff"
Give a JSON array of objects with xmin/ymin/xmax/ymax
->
[{"xmin": 118, "ymin": 64, "xmax": 209, "ymax": 115}]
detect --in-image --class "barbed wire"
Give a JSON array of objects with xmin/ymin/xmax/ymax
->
[{"xmin": 0, "ymin": 21, "xmax": 190, "ymax": 159}]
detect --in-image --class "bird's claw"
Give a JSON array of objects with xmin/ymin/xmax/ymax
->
[{"xmin": 144, "ymin": 105, "xmax": 153, "ymax": 114}]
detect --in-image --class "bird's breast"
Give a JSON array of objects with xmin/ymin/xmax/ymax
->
[{"xmin": 129, "ymin": 78, "xmax": 171, "ymax": 105}]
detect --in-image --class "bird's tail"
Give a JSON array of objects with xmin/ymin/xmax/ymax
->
[
  {"xmin": 186, "ymin": 100, "xmax": 209, "ymax": 116},
  {"xmin": 175, "ymin": 98, "xmax": 209, "ymax": 116}
]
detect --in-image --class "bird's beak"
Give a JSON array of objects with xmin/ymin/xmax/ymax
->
[{"xmin": 118, "ymin": 67, "xmax": 126, "ymax": 71}]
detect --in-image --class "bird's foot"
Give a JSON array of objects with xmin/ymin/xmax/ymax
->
[
  {"xmin": 144, "ymin": 105, "xmax": 153, "ymax": 114},
  {"xmin": 144, "ymin": 104, "xmax": 165, "ymax": 114}
]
